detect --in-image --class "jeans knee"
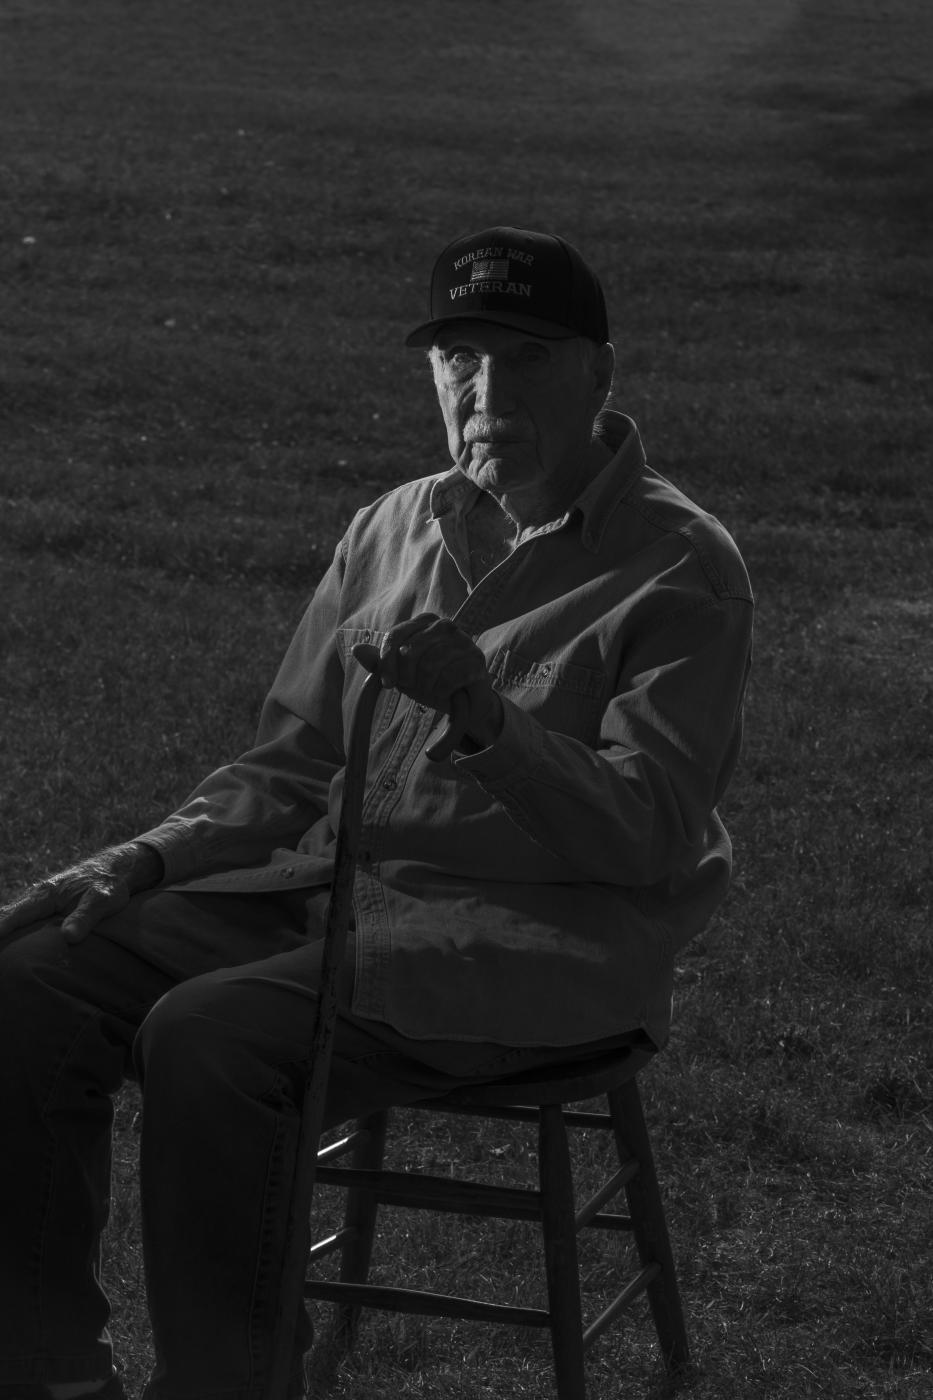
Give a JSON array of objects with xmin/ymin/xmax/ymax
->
[
  {"xmin": 133, "ymin": 974, "xmax": 251, "ymax": 1090},
  {"xmin": 134, "ymin": 979, "xmax": 207, "ymax": 1080},
  {"xmin": 0, "ymin": 925, "xmax": 62, "ymax": 1043}
]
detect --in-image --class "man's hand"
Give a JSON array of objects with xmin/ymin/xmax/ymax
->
[
  {"xmin": 0, "ymin": 841, "xmax": 164, "ymax": 945},
  {"xmin": 360, "ymin": 614, "xmax": 504, "ymax": 752}
]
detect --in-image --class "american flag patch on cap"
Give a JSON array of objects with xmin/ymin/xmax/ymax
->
[{"xmin": 471, "ymin": 258, "xmax": 509, "ymax": 281}]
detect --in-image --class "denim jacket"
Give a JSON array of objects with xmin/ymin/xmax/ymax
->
[{"xmin": 140, "ymin": 413, "xmax": 754, "ymax": 1048}]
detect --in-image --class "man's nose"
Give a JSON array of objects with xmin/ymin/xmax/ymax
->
[{"xmin": 473, "ymin": 356, "xmax": 517, "ymax": 414}]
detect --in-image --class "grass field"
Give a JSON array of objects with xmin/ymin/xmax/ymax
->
[{"xmin": 1, "ymin": 1, "xmax": 931, "ymax": 1397}]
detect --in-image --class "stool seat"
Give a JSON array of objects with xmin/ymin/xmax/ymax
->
[{"xmin": 432, "ymin": 1043, "xmax": 655, "ymax": 1107}]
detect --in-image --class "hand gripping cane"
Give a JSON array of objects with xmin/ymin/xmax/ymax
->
[{"xmin": 267, "ymin": 650, "xmax": 469, "ymax": 1397}]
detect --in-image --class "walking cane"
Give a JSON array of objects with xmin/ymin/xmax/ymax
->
[{"xmin": 267, "ymin": 645, "xmax": 469, "ymax": 1398}]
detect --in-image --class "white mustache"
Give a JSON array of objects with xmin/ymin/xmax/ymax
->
[{"xmin": 465, "ymin": 417, "xmax": 532, "ymax": 443}]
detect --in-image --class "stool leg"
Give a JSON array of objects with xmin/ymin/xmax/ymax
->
[
  {"xmin": 333, "ymin": 1109, "xmax": 388, "ymax": 1350},
  {"xmin": 608, "ymin": 1080, "xmax": 690, "ymax": 1369},
  {"xmin": 539, "ymin": 1104, "xmax": 587, "ymax": 1400}
]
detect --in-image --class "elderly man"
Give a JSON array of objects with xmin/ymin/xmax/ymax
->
[{"xmin": 0, "ymin": 226, "xmax": 753, "ymax": 1400}]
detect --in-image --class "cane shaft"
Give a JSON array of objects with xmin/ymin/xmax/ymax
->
[{"xmin": 267, "ymin": 668, "xmax": 382, "ymax": 1398}]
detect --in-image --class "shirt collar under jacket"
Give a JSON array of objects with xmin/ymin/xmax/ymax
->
[{"xmin": 427, "ymin": 410, "xmax": 646, "ymax": 556}]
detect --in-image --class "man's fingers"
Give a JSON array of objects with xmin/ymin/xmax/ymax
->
[
  {"xmin": 0, "ymin": 883, "xmax": 64, "ymax": 937},
  {"xmin": 382, "ymin": 619, "xmax": 483, "ymax": 695},
  {"xmin": 61, "ymin": 891, "xmax": 98, "ymax": 941},
  {"xmin": 61, "ymin": 916, "xmax": 90, "ymax": 944},
  {"xmin": 352, "ymin": 643, "xmax": 381, "ymax": 675},
  {"xmin": 397, "ymin": 637, "xmax": 485, "ymax": 704},
  {"xmin": 379, "ymin": 615, "xmax": 438, "ymax": 687},
  {"xmin": 61, "ymin": 884, "xmax": 129, "ymax": 944},
  {"xmin": 380, "ymin": 615, "xmax": 438, "ymax": 650}
]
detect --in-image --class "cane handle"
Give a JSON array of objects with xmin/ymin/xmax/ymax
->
[{"xmin": 352, "ymin": 643, "xmax": 470, "ymax": 761}]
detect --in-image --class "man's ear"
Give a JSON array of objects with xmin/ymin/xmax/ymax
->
[{"xmin": 593, "ymin": 341, "xmax": 616, "ymax": 410}]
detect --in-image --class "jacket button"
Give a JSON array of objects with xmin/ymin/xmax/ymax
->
[{"xmin": 382, "ymin": 777, "xmax": 397, "ymax": 790}]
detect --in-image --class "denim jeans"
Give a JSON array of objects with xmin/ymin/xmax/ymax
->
[{"xmin": 0, "ymin": 888, "xmax": 629, "ymax": 1399}]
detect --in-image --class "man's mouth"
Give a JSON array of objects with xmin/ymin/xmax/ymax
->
[{"xmin": 468, "ymin": 435, "xmax": 528, "ymax": 446}]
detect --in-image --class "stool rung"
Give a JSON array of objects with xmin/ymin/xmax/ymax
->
[
  {"xmin": 575, "ymin": 1161, "xmax": 638, "ymax": 1232},
  {"xmin": 306, "ymin": 1226, "xmax": 356, "ymax": 1264},
  {"xmin": 587, "ymin": 1210, "xmax": 635, "ymax": 1232},
  {"xmin": 303, "ymin": 1278, "xmax": 551, "ymax": 1328},
  {"xmin": 317, "ymin": 1128, "xmax": 371, "ymax": 1164},
  {"xmin": 429, "ymin": 1102, "xmax": 613, "ymax": 1130},
  {"xmin": 315, "ymin": 1165, "xmax": 543, "ymax": 1221},
  {"xmin": 582, "ymin": 1263, "xmax": 662, "ymax": 1350}
]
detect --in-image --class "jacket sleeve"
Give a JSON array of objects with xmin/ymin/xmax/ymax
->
[
  {"xmin": 137, "ymin": 544, "xmax": 348, "ymax": 883},
  {"xmin": 453, "ymin": 593, "xmax": 753, "ymax": 887}
]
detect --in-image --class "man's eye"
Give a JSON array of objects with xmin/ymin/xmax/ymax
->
[
  {"xmin": 446, "ymin": 349, "xmax": 478, "ymax": 370},
  {"xmin": 519, "ymin": 345, "xmax": 549, "ymax": 366}
]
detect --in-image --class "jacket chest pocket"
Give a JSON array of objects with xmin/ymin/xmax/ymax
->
[{"xmin": 488, "ymin": 647, "xmax": 607, "ymax": 745}]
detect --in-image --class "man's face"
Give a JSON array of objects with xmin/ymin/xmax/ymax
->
[{"xmin": 431, "ymin": 321, "xmax": 614, "ymax": 525}]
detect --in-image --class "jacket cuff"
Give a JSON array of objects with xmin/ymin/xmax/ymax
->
[{"xmin": 133, "ymin": 820, "xmax": 204, "ymax": 885}]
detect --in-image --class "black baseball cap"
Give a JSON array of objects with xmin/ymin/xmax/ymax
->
[{"xmin": 405, "ymin": 226, "xmax": 609, "ymax": 346}]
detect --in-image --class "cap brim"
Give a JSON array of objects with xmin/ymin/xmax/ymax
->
[{"xmin": 405, "ymin": 309, "xmax": 579, "ymax": 348}]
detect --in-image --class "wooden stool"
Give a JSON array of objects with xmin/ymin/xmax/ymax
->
[{"xmin": 302, "ymin": 1046, "xmax": 689, "ymax": 1399}]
